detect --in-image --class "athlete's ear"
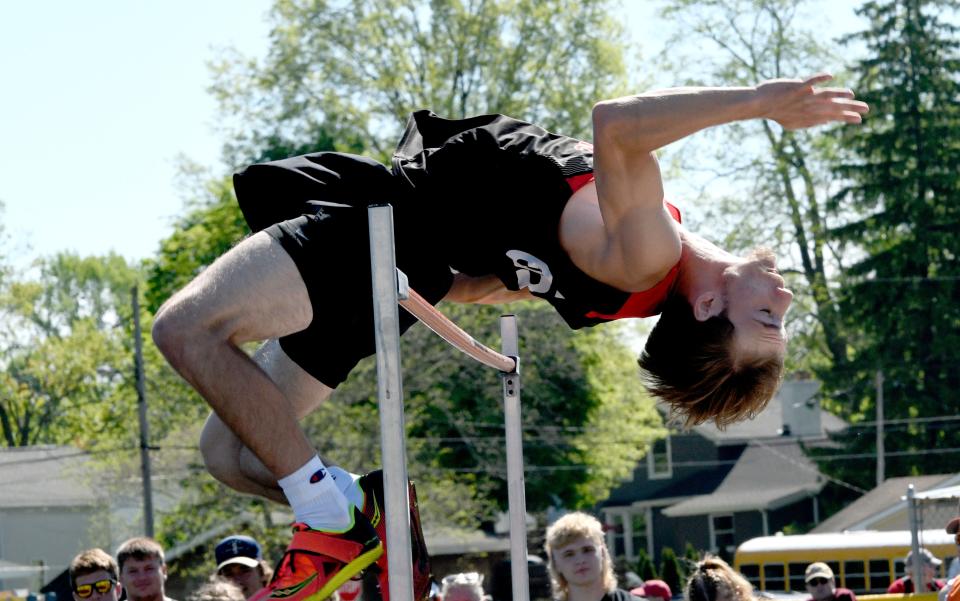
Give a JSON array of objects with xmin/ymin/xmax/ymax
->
[{"xmin": 693, "ymin": 291, "xmax": 724, "ymax": 321}]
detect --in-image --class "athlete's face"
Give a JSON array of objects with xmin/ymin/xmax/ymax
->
[{"xmin": 722, "ymin": 248, "xmax": 793, "ymax": 362}]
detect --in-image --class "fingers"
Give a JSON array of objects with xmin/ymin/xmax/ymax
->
[
  {"xmin": 803, "ymin": 73, "xmax": 834, "ymax": 88},
  {"xmin": 817, "ymin": 88, "xmax": 856, "ymax": 98}
]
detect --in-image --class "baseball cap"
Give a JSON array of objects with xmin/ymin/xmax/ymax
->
[
  {"xmin": 805, "ymin": 563, "xmax": 834, "ymax": 583},
  {"xmin": 215, "ymin": 535, "xmax": 262, "ymax": 571},
  {"xmin": 631, "ymin": 579, "xmax": 672, "ymax": 601},
  {"xmin": 905, "ymin": 548, "xmax": 942, "ymax": 568}
]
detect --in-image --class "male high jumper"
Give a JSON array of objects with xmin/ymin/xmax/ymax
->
[{"xmin": 152, "ymin": 74, "xmax": 868, "ymax": 601}]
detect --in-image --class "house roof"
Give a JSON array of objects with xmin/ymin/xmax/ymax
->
[
  {"xmin": 810, "ymin": 474, "xmax": 957, "ymax": 533},
  {"xmin": 0, "ymin": 446, "xmax": 98, "ymax": 508},
  {"xmin": 683, "ymin": 389, "xmax": 847, "ymax": 446},
  {"xmin": 662, "ymin": 440, "xmax": 824, "ymax": 517}
]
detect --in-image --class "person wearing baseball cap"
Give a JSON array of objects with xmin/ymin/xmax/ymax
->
[
  {"xmin": 214, "ymin": 535, "xmax": 269, "ymax": 598},
  {"xmin": 804, "ymin": 562, "xmax": 855, "ymax": 601},
  {"xmin": 630, "ymin": 579, "xmax": 672, "ymax": 601},
  {"xmin": 887, "ymin": 548, "xmax": 945, "ymax": 593}
]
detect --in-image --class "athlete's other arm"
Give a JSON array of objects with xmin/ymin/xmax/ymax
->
[
  {"xmin": 586, "ymin": 74, "xmax": 868, "ymax": 288},
  {"xmin": 443, "ymin": 273, "xmax": 535, "ymax": 304}
]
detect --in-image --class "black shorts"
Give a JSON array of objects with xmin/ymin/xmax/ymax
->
[{"xmin": 233, "ymin": 152, "xmax": 454, "ymax": 387}]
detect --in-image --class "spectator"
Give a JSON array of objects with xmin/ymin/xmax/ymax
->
[
  {"xmin": 940, "ymin": 509, "xmax": 960, "ymax": 601},
  {"xmin": 948, "ymin": 516, "xmax": 960, "ymax": 581},
  {"xmin": 189, "ymin": 577, "xmax": 245, "ymax": 601},
  {"xmin": 117, "ymin": 537, "xmax": 178, "ymax": 601},
  {"xmin": 545, "ymin": 512, "xmax": 636, "ymax": 601},
  {"xmin": 631, "ymin": 580, "xmax": 671, "ymax": 601},
  {"xmin": 214, "ymin": 535, "xmax": 268, "ymax": 598},
  {"xmin": 440, "ymin": 573, "xmax": 488, "ymax": 601},
  {"xmin": 69, "ymin": 549, "xmax": 122, "ymax": 601},
  {"xmin": 684, "ymin": 556, "xmax": 754, "ymax": 601},
  {"xmin": 887, "ymin": 548, "xmax": 945, "ymax": 593},
  {"xmin": 803, "ymin": 563, "xmax": 855, "ymax": 601}
]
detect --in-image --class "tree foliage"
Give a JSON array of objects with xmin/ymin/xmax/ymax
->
[
  {"xmin": 0, "ymin": 253, "xmax": 140, "ymax": 448},
  {"xmin": 208, "ymin": 0, "xmax": 630, "ymax": 166},
  {"xmin": 813, "ymin": 0, "xmax": 960, "ymax": 488}
]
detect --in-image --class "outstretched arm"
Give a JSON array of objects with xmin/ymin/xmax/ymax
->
[
  {"xmin": 592, "ymin": 73, "xmax": 868, "ymax": 157},
  {"xmin": 584, "ymin": 74, "xmax": 868, "ymax": 290}
]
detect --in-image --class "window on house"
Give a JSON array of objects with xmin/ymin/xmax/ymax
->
[
  {"xmin": 647, "ymin": 435, "xmax": 672, "ymax": 479},
  {"xmin": 606, "ymin": 510, "xmax": 649, "ymax": 560},
  {"xmin": 608, "ymin": 512, "xmax": 626, "ymax": 558},
  {"xmin": 711, "ymin": 514, "xmax": 735, "ymax": 554},
  {"xmin": 631, "ymin": 511, "xmax": 648, "ymax": 558}
]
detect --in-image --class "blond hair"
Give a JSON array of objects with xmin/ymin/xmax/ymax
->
[
  {"xmin": 685, "ymin": 556, "xmax": 754, "ymax": 601},
  {"xmin": 189, "ymin": 577, "xmax": 245, "ymax": 601},
  {"xmin": 544, "ymin": 512, "xmax": 616, "ymax": 601}
]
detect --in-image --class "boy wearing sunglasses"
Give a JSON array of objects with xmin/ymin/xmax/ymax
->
[
  {"xmin": 804, "ymin": 563, "xmax": 855, "ymax": 601},
  {"xmin": 70, "ymin": 548, "xmax": 122, "ymax": 601}
]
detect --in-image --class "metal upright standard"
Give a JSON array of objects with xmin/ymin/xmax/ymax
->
[{"xmin": 368, "ymin": 204, "xmax": 528, "ymax": 601}]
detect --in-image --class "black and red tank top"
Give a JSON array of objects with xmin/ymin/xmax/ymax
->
[{"xmin": 392, "ymin": 110, "xmax": 681, "ymax": 329}]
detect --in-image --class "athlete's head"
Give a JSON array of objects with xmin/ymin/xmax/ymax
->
[{"xmin": 639, "ymin": 248, "xmax": 789, "ymax": 427}]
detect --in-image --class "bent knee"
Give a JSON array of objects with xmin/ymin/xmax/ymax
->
[{"xmin": 152, "ymin": 307, "xmax": 196, "ymax": 368}]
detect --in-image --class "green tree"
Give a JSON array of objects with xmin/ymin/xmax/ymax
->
[
  {"xmin": 0, "ymin": 253, "xmax": 141, "ymax": 448},
  {"xmin": 636, "ymin": 548, "xmax": 658, "ymax": 581},
  {"xmin": 683, "ymin": 541, "xmax": 700, "ymax": 566},
  {"xmin": 818, "ymin": 0, "xmax": 960, "ymax": 488},
  {"xmin": 208, "ymin": 0, "xmax": 630, "ymax": 166},
  {"xmin": 659, "ymin": 546, "xmax": 683, "ymax": 595},
  {"xmin": 657, "ymin": 0, "xmax": 855, "ymax": 378}
]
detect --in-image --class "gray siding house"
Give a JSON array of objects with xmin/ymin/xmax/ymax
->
[{"xmin": 598, "ymin": 380, "xmax": 847, "ymax": 563}]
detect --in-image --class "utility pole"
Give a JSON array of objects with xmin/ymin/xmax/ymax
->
[
  {"xmin": 132, "ymin": 286, "xmax": 154, "ymax": 537},
  {"xmin": 876, "ymin": 370, "xmax": 885, "ymax": 488}
]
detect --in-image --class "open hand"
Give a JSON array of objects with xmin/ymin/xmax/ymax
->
[{"xmin": 757, "ymin": 73, "xmax": 869, "ymax": 130}]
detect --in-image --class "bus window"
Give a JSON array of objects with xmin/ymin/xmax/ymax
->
[
  {"xmin": 894, "ymin": 559, "xmax": 905, "ymax": 577},
  {"xmin": 740, "ymin": 564, "xmax": 760, "ymax": 589},
  {"xmin": 764, "ymin": 564, "xmax": 786, "ymax": 591},
  {"xmin": 827, "ymin": 561, "xmax": 841, "ymax": 580},
  {"xmin": 843, "ymin": 560, "xmax": 866, "ymax": 593},
  {"xmin": 788, "ymin": 563, "xmax": 807, "ymax": 592},
  {"xmin": 867, "ymin": 559, "xmax": 892, "ymax": 593}
]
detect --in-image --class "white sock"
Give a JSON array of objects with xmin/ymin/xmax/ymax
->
[
  {"xmin": 328, "ymin": 466, "xmax": 364, "ymax": 509},
  {"xmin": 278, "ymin": 455, "xmax": 351, "ymax": 531}
]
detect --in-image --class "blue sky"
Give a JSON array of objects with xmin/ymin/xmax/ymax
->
[{"xmin": 0, "ymin": 1, "xmax": 858, "ymax": 267}]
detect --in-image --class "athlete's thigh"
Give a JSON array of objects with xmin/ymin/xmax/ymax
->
[{"xmin": 163, "ymin": 231, "xmax": 312, "ymax": 343}]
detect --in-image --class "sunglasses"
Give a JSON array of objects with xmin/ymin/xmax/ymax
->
[
  {"xmin": 808, "ymin": 578, "xmax": 830, "ymax": 586},
  {"xmin": 75, "ymin": 579, "xmax": 116, "ymax": 598}
]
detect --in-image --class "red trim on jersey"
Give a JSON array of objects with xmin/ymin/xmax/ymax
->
[
  {"xmin": 566, "ymin": 173, "xmax": 595, "ymax": 193},
  {"xmin": 583, "ymin": 199, "xmax": 683, "ymax": 320}
]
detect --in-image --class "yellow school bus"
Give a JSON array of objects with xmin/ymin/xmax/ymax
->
[{"xmin": 734, "ymin": 530, "xmax": 955, "ymax": 594}]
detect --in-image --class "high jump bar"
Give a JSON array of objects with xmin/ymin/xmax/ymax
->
[{"xmin": 368, "ymin": 204, "xmax": 530, "ymax": 601}]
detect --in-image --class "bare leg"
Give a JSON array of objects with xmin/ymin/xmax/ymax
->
[
  {"xmin": 199, "ymin": 339, "xmax": 334, "ymax": 502},
  {"xmin": 153, "ymin": 232, "xmax": 321, "ymax": 482}
]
